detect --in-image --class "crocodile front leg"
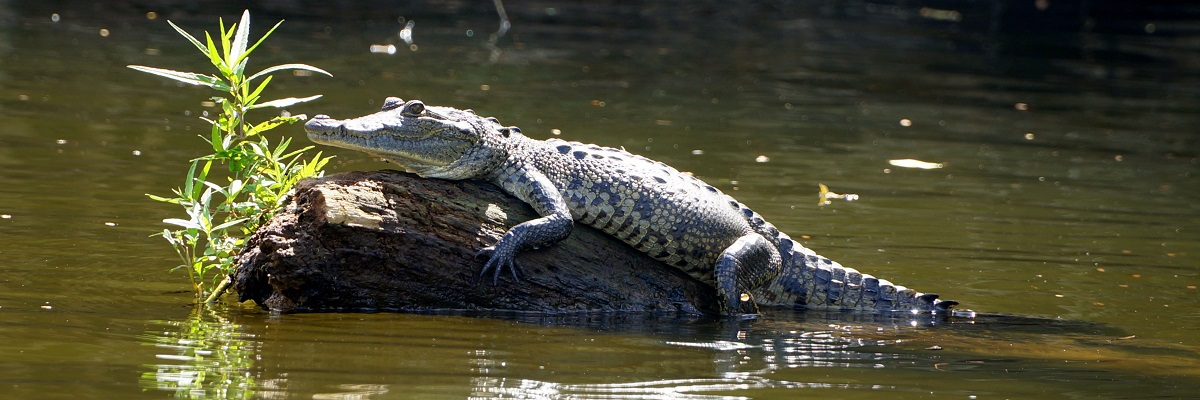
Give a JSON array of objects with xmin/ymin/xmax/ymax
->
[
  {"xmin": 480, "ymin": 164, "xmax": 574, "ymax": 284},
  {"xmin": 714, "ymin": 233, "xmax": 782, "ymax": 315}
]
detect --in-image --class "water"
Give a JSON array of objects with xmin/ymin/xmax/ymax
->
[{"xmin": 1, "ymin": 1, "xmax": 1198, "ymax": 398}]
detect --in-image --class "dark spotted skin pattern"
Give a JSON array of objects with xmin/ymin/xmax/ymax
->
[{"xmin": 305, "ymin": 98, "xmax": 958, "ymax": 315}]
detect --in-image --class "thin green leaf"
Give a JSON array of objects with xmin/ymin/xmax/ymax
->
[
  {"xmin": 201, "ymin": 180, "xmax": 229, "ymax": 197},
  {"xmin": 210, "ymin": 123, "xmax": 223, "ymax": 151},
  {"xmin": 211, "ymin": 217, "xmax": 250, "ymax": 232},
  {"xmin": 238, "ymin": 20, "xmax": 284, "ymax": 66},
  {"xmin": 228, "ymin": 179, "xmax": 245, "ymax": 199},
  {"xmin": 127, "ymin": 65, "xmax": 231, "ymax": 91},
  {"xmin": 247, "ymin": 75, "xmax": 273, "ymax": 104},
  {"xmin": 182, "ymin": 161, "xmax": 199, "ymax": 200},
  {"xmin": 300, "ymin": 154, "xmax": 331, "ymax": 180},
  {"xmin": 147, "ymin": 193, "xmax": 183, "ymax": 204},
  {"xmin": 167, "ymin": 20, "xmax": 208, "ymax": 57},
  {"xmin": 249, "ymin": 95, "xmax": 323, "ymax": 110},
  {"xmin": 278, "ymin": 144, "xmax": 315, "ymax": 161},
  {"xmin": 273, "ymin": 136, "xmax": 293, "ymax": 156},
  {"xmin": 232, "ymin": 57, "xmax": 249, "ymax": 85},
  {"xmin": 164, "ymin": 218, "xmax": 201, "ymax": 230},
  {"xmin": 196, "ymin": 160, "xmax": 213, "ymax": 198},
  {"xmin": 243, "ymin": 141, "xmax": 266, "ymax": 158},
  {"xmin": 219, "ymin": 17, "xmax": 233, "ymax": 66},
  {"xmin": 230, "ymin": 10, "xmax": 251, "ymax": 67},
  {"xmin": 245, "ymin": 117, "xmax": 285, "ymax": 138},
  {"xmin": 200, "ymin": 32, "xmax": 223, "ymax": 77},
  {"xmin": 246, "ymin": 63, "xmax": 332, "ymax": 83}
]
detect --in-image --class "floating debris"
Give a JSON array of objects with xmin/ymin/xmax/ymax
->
[
  {"xmin": 818, "ymin": 183, "xmax": 859, "ymax": 206},
  {"xmin": 755, "ymin": 155, "xmax": 770, "ymax": 163},
  {"xmin": 919, "ymin": 7, "xmax": 962, "ymax": 22},
  {"xmin": 368, "ymin": 20, "xmax": 419, "ymax": 53},
  {"xmin": 888, "ymin": 159, "xmax": 944, "ymax": 169},
  {"xmin": 398, "ymin": 20, "xmax": 415, "ymax": 45},
  {"xmin": 369, "ymin": 44, "xmax": 397, "ymax": 54}
]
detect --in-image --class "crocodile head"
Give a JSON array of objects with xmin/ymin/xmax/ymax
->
[{"xmin": 305, "ymin": 97, "xmax": 509, "ymax": 179}]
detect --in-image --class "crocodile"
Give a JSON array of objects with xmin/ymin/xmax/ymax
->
[{"xmin": 304, "ymin": 97, "xmax": 959, "ymax": 316}]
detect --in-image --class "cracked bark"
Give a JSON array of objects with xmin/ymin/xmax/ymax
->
[{"xmin": 232, "ymin": 170, "xmax": 719, "ymax": 314}]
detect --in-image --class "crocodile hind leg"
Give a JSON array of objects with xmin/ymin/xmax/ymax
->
[{"xmin": 714, "ymin": 233, "xmax": 782, "ymax": 315}]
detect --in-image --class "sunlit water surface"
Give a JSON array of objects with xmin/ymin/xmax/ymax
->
[{"xmin": 0, "ymin": 2, "xmax": 1197, "ymax": 398}]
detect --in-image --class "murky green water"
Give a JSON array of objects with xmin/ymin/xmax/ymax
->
[{"xmin": 1, "ymin": 2, "xmax": 1197, "ymax": 398}]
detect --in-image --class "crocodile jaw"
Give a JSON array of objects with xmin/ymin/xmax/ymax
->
[{"xmin": 304, "ymin": 104, "xmax": 495, "ymax": 180}]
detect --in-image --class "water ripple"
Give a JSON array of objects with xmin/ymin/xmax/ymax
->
[{"xmin": 470, "ymin": 375, "xmax": 885, "ymax": 399}]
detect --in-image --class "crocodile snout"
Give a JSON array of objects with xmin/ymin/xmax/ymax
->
[{"xmin": 304, "ymin": 115, "xmax": 343, "ymax": 137}]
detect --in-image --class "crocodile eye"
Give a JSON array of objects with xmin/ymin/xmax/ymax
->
[
  {"xmin": 401, "ymin": 100, "xmax": 425, "ymax": 117},
  {"xmin": 381, "ymin": 97, "xmax": 404, "ymax": 111}
]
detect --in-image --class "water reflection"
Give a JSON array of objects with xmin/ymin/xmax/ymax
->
[
  {"xmin": 459, "ymin": 310, "xmax": 968, "ymax": 398},
  {"xmin": 139, "ymin": 308, "xmax": 265, "ymax": 398},
  {"xmin": 131, "ymin": 306, "xmax": 1200, "ymax": 398},
  {"xmin": 471, "ymin": 375, "xmax": 855, "ymax": 399}
]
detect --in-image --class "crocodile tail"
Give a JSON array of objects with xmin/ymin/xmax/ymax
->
[
  {"xmin": 730, "ymin": 199, "xmax": 957, "ymax": 312},
  {"xmin": 752, "ymin": 234, "xmax": 957, "ymax": 312}
]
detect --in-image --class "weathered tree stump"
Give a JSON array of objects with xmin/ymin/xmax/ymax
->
[{"xmin": 232, "ymin": 170, "xmax": 720, "ymax": 314}]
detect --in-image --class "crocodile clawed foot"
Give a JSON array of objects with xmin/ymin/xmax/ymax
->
[{"xmin": 475, "ymin": 246, "xmax": 521, "ymax": 285}]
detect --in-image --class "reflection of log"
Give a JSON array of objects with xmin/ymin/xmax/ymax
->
[{"xmin": 232, "ymin": 170, "xmax": 719, "ymax": 314}]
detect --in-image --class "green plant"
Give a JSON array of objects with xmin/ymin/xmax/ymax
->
[{"xmin": 129, "ymin": 10, "xmax": 332, "ymax": 304}]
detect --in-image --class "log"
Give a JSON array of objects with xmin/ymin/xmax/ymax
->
[{"xmin": 232, "ymin": 170, "xmax": 720, "ymax": 314}]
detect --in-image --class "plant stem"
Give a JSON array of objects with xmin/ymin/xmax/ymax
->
[{"xmin": 204, "ymin": 275, "xmax": 233, "ymax": 305}]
